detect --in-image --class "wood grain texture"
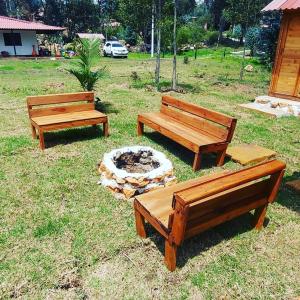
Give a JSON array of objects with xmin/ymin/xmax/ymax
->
[
  {"xmin": 269, "ymin": 10, "xmax": 300, "ymax": 101},
  {"xmin": 27, "ymin": 92, "xmax": 108, "ymax": 149},
  {"xmin": 27, "ymin": 92, "xmax": 94, "ymax": 106},
  {"xmin": 137, "ymin": 96, "xmax": 237, "ymax": 170},
  {"xmin": 134, "ymin": 160, "xmax": 286, "ymax": 271}
]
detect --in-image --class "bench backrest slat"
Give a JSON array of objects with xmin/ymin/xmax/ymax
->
[
  {"xmin": 27, "ymin": 92, "xmax": 94, "ymax": 106},
  {"xmin": 174, "ymin": 160, "xmax": 285, "ymax": 206},
  {"xmin": 160, "ymin": 104, "xmax": 229, "ymax": 140},
  {"xmin": 27, "ymin": 92, "xmax": 95, "ymax": 118},
  {"xmin": 29, "ymin": 103, "xmax": 95, "ymax": 118},
  {"xmin": 169, "ymin": 160, "xmax": 286, "ymax": 245},
  {"xmin": 161, "ymin": 95, "xmax": 235, "ymax": 128}
]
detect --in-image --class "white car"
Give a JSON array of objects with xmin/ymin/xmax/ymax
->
[{"xmin": 103, "ymin": 41, "xmax": 128, "ymax": 58}]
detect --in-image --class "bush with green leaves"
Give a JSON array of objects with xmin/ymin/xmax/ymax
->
[
  {"xmin": 67, "ymin": 39, "xmax": 106, "ymax": 91},
  {"xmin": 256, "ymin": 13, "xmax": 281, "ymax": 68},
  {"xmin": 245, "ymin": 26, "xmax": 260, "ymax": 56},
  {"xmin": 205, "ymin": 31, "xmax": 219, "ymax": 46}
]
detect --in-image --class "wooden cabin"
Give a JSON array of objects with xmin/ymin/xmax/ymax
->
[{"xmin": 263, "ymin": 0, "xmax": 300, "ymax": 102}]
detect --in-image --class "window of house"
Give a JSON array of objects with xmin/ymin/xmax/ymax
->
[{"xmin": 3, "ymin": 33, "xmax": 22, "ymax": 46}]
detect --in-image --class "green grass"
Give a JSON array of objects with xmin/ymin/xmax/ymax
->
[{"xmin": 0, "ymin": 51, "xmax": 299, "ymax": 299}]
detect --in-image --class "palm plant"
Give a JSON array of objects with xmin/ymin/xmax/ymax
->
[{"xmin": 68, "ymin": 38, "xmax": 105, "ymax": 91}]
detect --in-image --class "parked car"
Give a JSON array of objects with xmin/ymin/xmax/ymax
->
[{"xmin": 103, "ymin": 41, "xmax": 128, "ymax": 58}]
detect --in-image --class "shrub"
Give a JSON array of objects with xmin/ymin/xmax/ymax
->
[
  {"xmin": 245, "ymin": 27, "xmax": 260, "ymax": 56},
  {"xmin": 67, "ymin": 39, "xmax": 106, "ymax": 91},
  {"xmin": 205, "ymin": 31, "xmax": 219, "ymax": 46},
  {"xmin": 183, "ymin": 56, "xmax": 189, "ymax": 64}
]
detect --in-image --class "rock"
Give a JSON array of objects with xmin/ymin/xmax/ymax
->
[
  {"xmin": 137, "ymin": 179, "xmax": 150, "ymax": 187},
  {"xmin": 255, "ymin": 98, "xmax": 270, "ymax": 105},
  {"xmin": 164, "ymin": 176, "xmax": 177, "ymax": 186},
  {"xmin": 115, "ymin": 177, "xmax": 126, "ymax": 184},
  {"xmin": 278, "ymin": 102, "xmax": 289, "ymax": 108},
  {"xmin": 98, "ymin": 162, "xmax": 106, "ymax": 173},
  {"xmin": 270, "ymin": 102, "xmax": 279, "ymax": 108},
  {"xmin": 244, "ymin": 65, "xmax": 253, "ymax": 72},
  {"xmin": 123, "ymin": 185, "xmax": 136, "ymax": 199},
  {"xmin": 126, "ymin": 177, "xmax": 140, "ymax": 185}
]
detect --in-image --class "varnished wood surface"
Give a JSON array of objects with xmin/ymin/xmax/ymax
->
[
  {"xmin": 269, "ymin": 11, "xmax": 300, "ymax": 100},
  {"xmin": 27, "ymin": 91, "xmax": 94, "ymax": 106},
  {"xmin": 137, "ymin": 96, "xmax": 237, "ymax": 170},
  {"xmin": 139, "ymin": 112, "xmax": 222, "ymax": 146},
  {"xmin": 27, "ymin": 92, "xmax": 108, "ymax": 149},
  {"xmin": 175, "ymin": 160, "xmax": 286, "ymax": 206},
  {"xmin": 136, "ymin": 171, "xmax": 230, "ymax": 228},
  {"xmin": 134, "ymin": 160, "xmax": 286, "ymax": 271},
  {"xmin": 32, "ymin": 110, "xmax": 107, "ymax": 126}
]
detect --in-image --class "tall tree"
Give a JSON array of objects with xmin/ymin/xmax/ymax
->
[
  {"xmin": 0, "ymin": 1, "xmax": 8, "ymax": 15},
  {"xmin": 155, "ymin": 0, "xmax": 162, "ymax": 88},
  {"xmin": 116, "ymin": 0, "xmax": 152, "ymax": 43},
  {"xmin": 171, "ymin": 0, "xmax": 177, "ymax": 90},
  {"xmin": 224, "ymin": 0, "xmax": 269, "ymax": 80}
]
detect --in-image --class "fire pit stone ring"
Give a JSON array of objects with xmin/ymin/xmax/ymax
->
[{"xmin": 98, "ymin": 146, "xmax": 177, "ymax": 199}]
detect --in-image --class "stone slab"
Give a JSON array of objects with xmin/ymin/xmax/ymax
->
[
  {"xmin": 286, "ymin": 179, "xmax": 300, "ymax": 194},
  {"xmin": 226, "ymin": 144, "xmax": 277, "ymax": 165},
  {"xmin": 239, "ymin": 103, "xmax": 290, "ymax": 118},
  {"xmin": 255, "ymin": 95, "xmax": 300, "ymax": 106}
]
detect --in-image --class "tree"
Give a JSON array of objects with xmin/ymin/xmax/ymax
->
[
  {"xmin": 224, "ymin": 0, "xmax": 269, "ymax": 80},
  {"xmin": 256, "ymin": 12, "xmax": 281, "ymax": 67},
  {"xmin": 0, "ymin": 2, "xmax": 7, "ymax": 15},
  {"xmin": 171, "ymin": 0, "xmax": 177, "ymax": 90},
  {"xmin": 224, "ymin": 0, "xmax": 269, "ymax": 44},
  {"xmin": 43, "ymin": 0, "xmax": 66, "ymax": 27},
  {"xmin": 116, "ymin": 0, "xmax": 152, "ymax": 43},
  {"xmin": 67, "ymin": 39, "xmax": 106, "ymax": 91},
  {"xmin": 155, "ymin": 0, "xmax": 162, "ymax": 88}
]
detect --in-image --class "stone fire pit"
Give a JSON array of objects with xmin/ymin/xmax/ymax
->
[{"xmin": 98, "ymin": 146, "xmax": 177, "ymax": 199}]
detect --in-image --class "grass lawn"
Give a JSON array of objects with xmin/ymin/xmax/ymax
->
[{"xmin": 0, "ymin": 49, "xmax": 299, "ymax": 299}]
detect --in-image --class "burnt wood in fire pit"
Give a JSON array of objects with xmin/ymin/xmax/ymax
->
[{"xmin": 114, "ymin": 150, "xmax": 160, "ymax": 173}]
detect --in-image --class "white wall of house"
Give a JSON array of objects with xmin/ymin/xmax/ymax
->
[{"xmin": 0, "ymin": 30, "xmax": 38, "ymax": 56}]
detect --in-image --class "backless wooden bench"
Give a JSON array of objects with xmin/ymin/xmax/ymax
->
[
  {"xmin": 137, "ymin": 95, "xmax": 237, "ymax": 171},
  {"xmin": 27, "ymin": 92, "xmax": 108, "ymax": 149},
  {"xmin": 134, "ymin": 160, "xmax": 286, "ymax": 271}
]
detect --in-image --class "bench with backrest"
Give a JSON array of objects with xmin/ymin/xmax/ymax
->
[
  {"xmin": 134, "ymin": 160, "xmax": 286, "ymax": 271},
  {"xmin": 27, "ymin": 92, "xmax": 109, "ymax": 149},
  {"xmin": 137, "ymin": 95, "xmax": 237, "ymax": 171}
]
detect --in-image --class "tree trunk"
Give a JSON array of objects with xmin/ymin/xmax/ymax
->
[
  {"xmin": 239, "ymin": 25, "xmax": 247, "ymax": 81},
  {"xmin": 239, "ymin": 37, "xmax": 247, "ymax": 81},
  {"xmin": 155, "ymin": 0, "xmax": 161, "ymax": 88},
  {"xmin": 151, "ymin": 1, "xmax": 155, "ymax": 58},
  {"xmin": 171, "ymin": 0, "xmax": 177, "ymax": 90},
  {"xmin": 217, "ymin": 16, "xmax": 225, "ymax": 48}
]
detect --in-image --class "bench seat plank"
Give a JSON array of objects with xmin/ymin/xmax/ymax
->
[
  {"xmin": 32, "ymin": 110, "xmax": 106, "ymax": 126},
  {"xmin": 139, "ymin": 112, "xmax": 223, "ymax": 149},
  {"xmin": 134, "ymin": 160, "xmax": 286, "ymax": 271},
  {"xmin": 137, "ymin": 96, "xmax": 237, "ymax": 170},
  {"xmin": 27, "ymin": 92, "xmax": 109, "ymax": 149},
  {"xmin": 136, "ymin": 171, "xmax": 230, "ymax": 229}
]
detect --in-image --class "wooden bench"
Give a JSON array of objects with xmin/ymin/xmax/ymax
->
[
  {"xmin": 137, "ymin": 96, "xmax": 237, "ymax": 171},
  {"xmin": 134, "ymin": 160, "xmax": 286, "ymax": 271},
  {"xmin": 27, "ymin": 92, "xmax": 109, "ymax": 149}
]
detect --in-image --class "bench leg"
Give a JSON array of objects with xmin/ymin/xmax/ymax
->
[
  {"xmin": 103, "ymin": 122, "xmax": 109, "ymax": 137},
  {"xmin": 253, "ymin": 204, "xmax": 268, "ymax": 230},
  {"xmin": 135, "ymin": 209, "xmax": 147, "ymax": 238},
  {"xmin": 137, "ymin": 121, "xmax": 144, "ymax": 136},
  {"xmin": 192, "ymin": 153, "xmax": 201, "ymax": 171},
  {"xmin": 39, "ymin": 130, "xmax": 45, "ymax": 150},
  {"xmin": 164, "ymin": 239, "xmax": 177, "ymax": 272},
  {"xmin": 216, "ymin": 149, "xmax": 227, "ymax": 166},
  {"xmin": 31, "ymin": 124, "xmax": 37, "ymax": 139}
]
